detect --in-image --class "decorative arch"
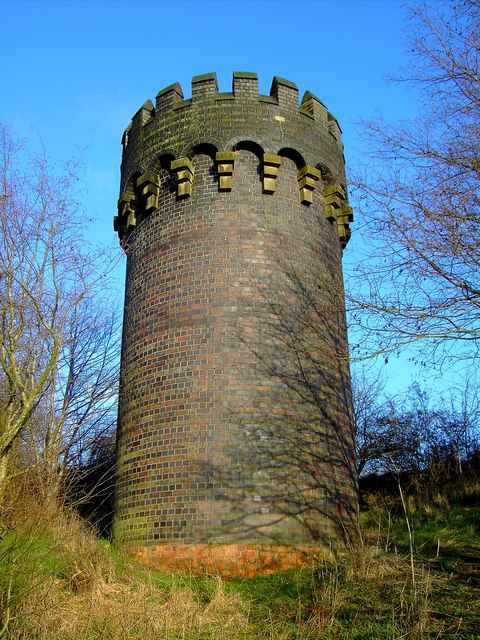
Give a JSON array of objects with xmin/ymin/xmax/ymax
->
[
  {"xmin": 230, "ymin": 141, "xmax": 265, "ymax": 191},
  {"xmin": 233, "ymin": 140, "xmax": 264, "ymax": 160},
  {"xmin": 277, "ymin": 147, "xmax": 306, "ymax": 169},
  {"xmin": 226, "ymin": 136, "xmax": 265, "ymax": 154},
  {"xmin": 148, "ymin": 151, "xmax": 176, "ymax": 174},
  {"xmin": 148, "ymin": 153, "xmax": 176, "ymax": 196},
  {"xmin": 191, "ymin": 142, "xmax": 218, "ymax": 160},
  {"xmin": 181, "ymin": 139, "xmax": 220, "ymax": 159},
  {"xmin": 124, "ymin": 167, "xmax": 145, "ymax": 195},
  {"xmin": 171, "ymin": 142, "xmax": 219, "ymax": 198}
]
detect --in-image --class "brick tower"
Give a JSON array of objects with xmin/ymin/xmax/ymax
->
[{"xmin": 113, "ymin": 72, "xmax": 357, "ymax": 576}]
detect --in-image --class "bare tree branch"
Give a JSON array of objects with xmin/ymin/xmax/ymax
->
[
  {"xmin": 0, "ymin": 122, "xmax": 120, "ymax": 510},
  {"xmin": 347, "ymin": 0, "xmax": 480, "ymax": 368}
]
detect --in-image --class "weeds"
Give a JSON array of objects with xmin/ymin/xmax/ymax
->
[{"xmin": 0, "ymin": 486, "xmax": 478, "ymax": 639}]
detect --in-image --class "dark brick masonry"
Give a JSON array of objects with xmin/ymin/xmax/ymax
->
[{"xmin": 113, "ymin": 72, "xmax": 358, "ymax": 575}]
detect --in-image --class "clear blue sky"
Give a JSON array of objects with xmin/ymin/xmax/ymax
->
[{"xmin": 1, "ymin": 0, "xmax": 436, "ymax": 395}]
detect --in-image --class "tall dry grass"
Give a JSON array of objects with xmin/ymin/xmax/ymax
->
[
  {"xmin": 0, "ymin": 486, "xmax": 448, "ymax": 640},
  {"xmin": 1, "ymin": 492, "xmax": 250, "ymax": 640}
]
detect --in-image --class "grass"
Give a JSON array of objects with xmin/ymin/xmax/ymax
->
[{"xmin": 0, "ymin": 482, "xmax": 479, "ymax": 639}]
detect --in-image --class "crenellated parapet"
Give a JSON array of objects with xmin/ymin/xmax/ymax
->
[
  {"xmin": 114, "ymin": 72, "xmax": 352, "ymax": 249},
  {"xmin": 124, "ymin": 72, "xmax": 343, "ymax": 151}
]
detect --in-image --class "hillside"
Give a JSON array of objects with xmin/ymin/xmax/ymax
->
[{"xmin": 0, "ymin": 477, "xmax": 479, "ymax": 639}]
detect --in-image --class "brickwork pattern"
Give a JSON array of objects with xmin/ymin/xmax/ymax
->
[
  {"xmin": 132, "ymin": 543, "xmax": 324, "ymax": 578},
  {"xmin": 113, "ymin": 72, "xmax": 357, "ymax": 575}
]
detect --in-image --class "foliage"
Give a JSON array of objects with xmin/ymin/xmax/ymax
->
[{"xmin": 347, "ymin": 0, "xmax": 480, "ymax": 368}]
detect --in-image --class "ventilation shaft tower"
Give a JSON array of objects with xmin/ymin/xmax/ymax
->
[{"xmin": 113, "ymin": 72, "xmax": 357, "ymax": 576}]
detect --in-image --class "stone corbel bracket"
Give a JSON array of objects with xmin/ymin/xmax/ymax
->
[
  {"xmin": 114, "ymin": 193, "xmax": 137, "ymax": 242},
  {"xmin": 262, "ymin": 154, "xmax": 282, "ymax": 194},
  {"xmin": 136, "ymin": 172, "xmax": 160, "ymax": 214},
  {"xmin": 171, "ymin": 157, "xmax": 194, "ymax": 198},
  {"xmin": 297, "ymin": 165, "xmax": 321, "ymax": 205},
  {"xmin": 323, "ymin": 184, "xmax": 354, "ymax": 248},
  {"xmin": 216, "ymin": 151, "xmax": 235, "ymax": 191}
]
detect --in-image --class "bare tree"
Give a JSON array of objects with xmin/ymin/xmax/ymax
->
[
  {"xmin": 352, "ymin": 368, "xmax": 394, "ymax": 475},
  {"xmin": 347, "ymin": 0, "xmax": 480, "ymax": 367},
  {"xmin": 22, "ymin": 298, "xmax": 120, "ymax": 500},
  {"xmin": 0, "ymin": 122, "xmax": 119, "ymax": 512},
  {"xmin": 353, "ymin": 372, "xmax": 480, "ymax": 481}
]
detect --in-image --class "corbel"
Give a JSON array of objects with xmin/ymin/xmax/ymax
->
[
  {"xmin": 116, "ymin": 193, "xmax": 137, "ymax": 237},
  {"xmin": 336, "ymin": 204, "xmax": 354, "ymax": 248},
  {"xmin": 322, "ymin": 184, "xmax": 354, "ymax": 247},
  {"xmin": 215, "ymin": 151, "xmax": 235, "ymax": 191},
  {"xmin": 297, "ymin": 165, "xmax": 321, "ymax": 204},
  {"xmin": 323, "ymin": 184, "xmax": 346, "ymax": 222},
  {"xmin": 262, "ymin": 154, "xmax": 282, "ymax": 194},
  {"xmin": 136, "ymin": 172, "xmax": 160, "ymax": 214},
  {"xmin": 171, "ymin": 157, "xmax": 194, "ymax": 198}
]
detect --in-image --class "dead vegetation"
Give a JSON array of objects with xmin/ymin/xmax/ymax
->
[{"xmin": 1, "ymin": 480, "xmax": 478, "ymax": 640}]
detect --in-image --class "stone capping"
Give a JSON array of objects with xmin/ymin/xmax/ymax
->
[
  {"xmin": 192, "ymin": 72, "xmax": 218, "ymax": 98},
  {"xmin": 173, "ymin": 98, "xmax": 192, "ymax": 111},
  {"xmin": 270, "ymin": 76, "xmax": 299, "ymax": 108},
  {"xmin": 155, "ymin": 82, "xmax": 184, "ymax": 112},
  {"xmin": 300, "ymin": 91, "xmax": 328, "ymax": 122},
  {"xmin": 233, "ymin": 71, "xmax": 258, "ymax": 79},
  {"xmin": 233, "ymin": 71, "xmax": 259, "ymax": 96},
  {"xmin": 258, "ymin": 95, "xmax": 277, "ymax": 104},
  {"xmin": 192, "ymin": 72, "xmax": 218, "ymax": 85},
  {"xmin": 132, "ymin": 99, "xmax": 154, "ymax": 129},
  {"xmin": 215, "ymin": 92, "xmax": 235, "ymax": 101},
  {"xmin": 327, "ymin": 112, "xmax": 342, "ymax": 140}
]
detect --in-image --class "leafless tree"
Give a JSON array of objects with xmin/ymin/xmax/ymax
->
[
  {"xmin": 347, "ymin": 0, "xmax": 480, "ymax": 368},
  {"xmin": 0, "ymin": 122, "xmax": 120, "ymax": 512},
  {"xmin": 21, "ymin": 298, "xmax": 120, "ymax": 501},
  {"xmin": 353, "ymin": 370, "xmax": 480, "ymax": 481},
  {"xmin": 352, "ymin": 367, "xmax": 395, "ymax": 475}
]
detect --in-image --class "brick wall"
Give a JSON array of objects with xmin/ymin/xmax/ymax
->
[{"xmin": 113, "ymin": 73, "xmax": 357, "ymax": 575}]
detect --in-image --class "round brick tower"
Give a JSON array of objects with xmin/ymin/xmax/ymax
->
[{"xmin": 113, "ymin": 72, "xmax": 358, "ymax": 576}]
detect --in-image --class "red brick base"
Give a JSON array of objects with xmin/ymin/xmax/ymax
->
[{"xmin": 129, "ymin": 543, "xmax": 323, "ymax": 578}]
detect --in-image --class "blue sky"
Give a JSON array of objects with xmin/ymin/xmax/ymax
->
[
  {"xmin": 1, "ymin": 0, "xmax": 436, "ymax": 396},
  {"xmin": 1, "ymin": 0, "xmax": 411, "ymax": 227}
]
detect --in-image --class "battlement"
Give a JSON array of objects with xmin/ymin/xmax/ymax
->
[
  {"xmin": 115, "ymin": 72, "xmax": 352, "ymax": 251},
  {"xmin": 124, "ymin": 72, "xmax": 342, "ymax": 149}
]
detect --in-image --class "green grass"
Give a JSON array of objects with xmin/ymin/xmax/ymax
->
[{"xmin": 1, "ymin": 487, "xmax": 479, "ymax": 639}]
